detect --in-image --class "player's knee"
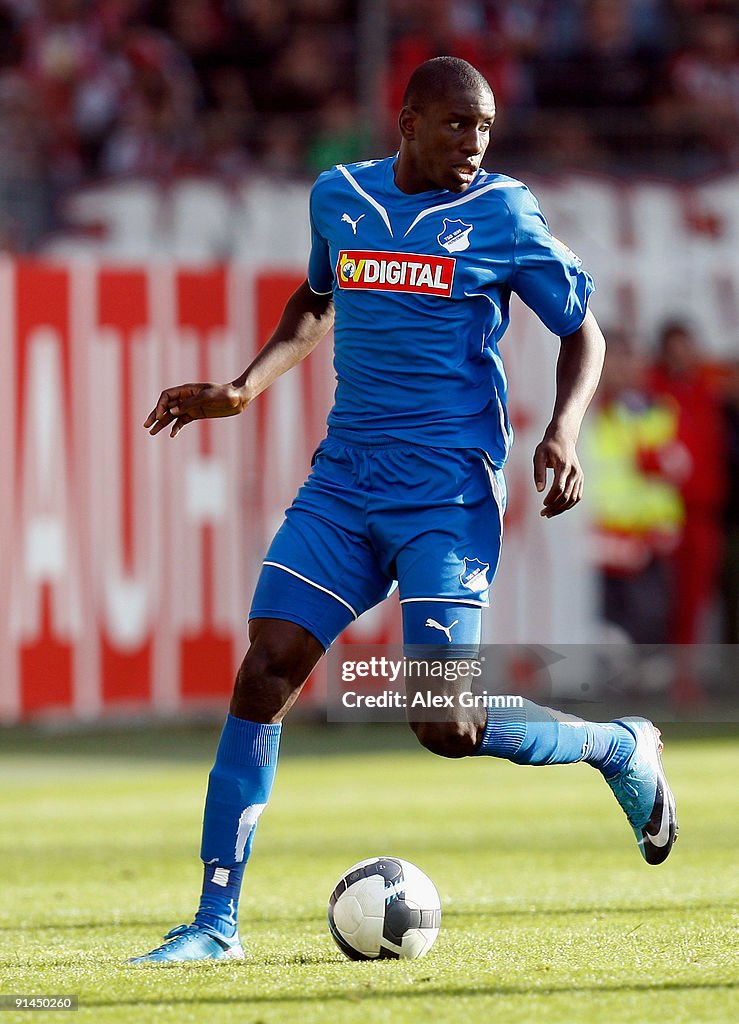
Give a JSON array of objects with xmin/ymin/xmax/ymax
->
[{"xmin": 410, "ymin": 720, "xmax": 478, "ymax": 759}]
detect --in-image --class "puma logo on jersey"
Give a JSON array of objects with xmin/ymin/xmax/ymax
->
[
  {"xmin": 336, "ymin": 250, "xmax": 455, "ymax": 296},
  {"xmin": 341, "ymin": 212, "xmax": 366, "ymax": 234},
  {"xmin": 425, "ymin": 618, "xmax": 459, "ymax": 642}
]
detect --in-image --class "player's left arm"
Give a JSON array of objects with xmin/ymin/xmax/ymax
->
[{"xmin": 533, "ymin": 308, "xmax": 606, "ymax": 518}]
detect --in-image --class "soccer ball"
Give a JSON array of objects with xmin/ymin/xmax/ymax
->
[{"xmin": 327, "ymin": 856, "xmax": 441, "ymax": 960}]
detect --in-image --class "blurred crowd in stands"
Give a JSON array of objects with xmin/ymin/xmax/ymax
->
[
  {"xmin": 1, "ymin": 0, "xmax": 739, "ymax": 250},
  {"xmin": 586, "ymin": 322, "xmax": 739, "ymax": 656}
]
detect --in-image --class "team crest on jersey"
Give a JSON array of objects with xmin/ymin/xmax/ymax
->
[
  {"xmin": 459, "ymin": 557, "xmax": 490, "ymax": 593},
  {"xmin": 336, "ymin": 250, "xmax": 455, "ymax": 296},
  {"xmin": 437, "ymin": 219, "xmax": 473, "ymax": 253}
]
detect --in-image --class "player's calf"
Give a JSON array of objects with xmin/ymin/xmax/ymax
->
[
  {"xmin": 409, "ymin": 719, "xmax": 482, "ymax": 758},
  {"xmin": 403, "ymin": 654, "xmax": 487, "ymax": 757},
  {"xmin": 230, "ymin": 618, "xmax": 324, "ymax": 721}
]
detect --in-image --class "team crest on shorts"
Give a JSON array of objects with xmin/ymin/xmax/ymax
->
[
  {"xmin": 437, "ymin": 219, "xmax": 473, "ymax": 253},
  {"xmin": 459, "ymin": 557, "xmax": 490, "ymax": 592}
]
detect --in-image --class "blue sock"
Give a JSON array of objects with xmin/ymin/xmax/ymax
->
[
  {"xmin": 473, "ymin": 700, "xmax": 635, "ymax": 776},
  {"xmin": 194, "ymin": 715, "xmax": 281, "ymax": 937}
]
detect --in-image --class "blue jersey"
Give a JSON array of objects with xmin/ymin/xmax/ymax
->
[{"xmin": 308, "ymin": 156, "xmax": 594, "ymax": 466}]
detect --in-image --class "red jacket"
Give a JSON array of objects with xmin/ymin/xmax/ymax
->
[{"xmin": 648, "ymin": 366, "xmax": 726, "ymax": 513}]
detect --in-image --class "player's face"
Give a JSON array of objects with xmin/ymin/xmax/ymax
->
[{"xmin": 398, "ymin": 88, "xmax": 495, "ymax": 193}]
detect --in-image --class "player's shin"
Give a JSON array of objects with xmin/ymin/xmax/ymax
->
[
  {"xmin": 194, "ymin": 714, "xmax": 281, "ymax": 937},
  {"xmin": 473, "ymin": 699, "xmax": 635, "ymax": 774}
]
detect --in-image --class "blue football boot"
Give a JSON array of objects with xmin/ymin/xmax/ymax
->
[
  {"xmin": 605, "ymin": 717, "xmax": 678, "ymax": 865},
  {"xmin": 127, "ymin": 923, "xmax": 244, "ymax": 965}
]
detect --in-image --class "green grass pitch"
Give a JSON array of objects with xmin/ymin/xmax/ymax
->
[{"xmin": 1, "ymin": 722, "xmax": 737, "ymax": 1023}]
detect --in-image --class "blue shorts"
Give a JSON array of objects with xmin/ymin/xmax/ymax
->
[{"xmin": 249, "ymin": 435, "xmax": 506, "ymax": 650}]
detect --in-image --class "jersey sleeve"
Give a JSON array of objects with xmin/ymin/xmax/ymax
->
[
  {"xmin": 508, "ymin": 188, "xmax": 594, "ymax": 337},
  {"xmin": 307, "ymin": 180, "xmax": 334, "ymax": 295}
]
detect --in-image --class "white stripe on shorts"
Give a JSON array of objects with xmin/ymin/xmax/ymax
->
[
  {"xmin": 262, "ymin": 561, "xmax": 358, "ymax": 618},
  {"xmin": 399, "ymin": 596, "xmax": 485, "ymax": 608}
]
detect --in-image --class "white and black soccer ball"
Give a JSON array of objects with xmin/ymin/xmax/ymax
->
[{"xmin": 327, "ymin": 857, "xmax": 441, "ymax": 960}]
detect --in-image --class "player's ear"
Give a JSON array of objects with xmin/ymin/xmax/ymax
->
[{"xmin": 399, "ymin": 105, "xmax": 418, "ymax": 141}]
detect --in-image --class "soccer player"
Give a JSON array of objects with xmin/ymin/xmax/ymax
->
[{"xmin": 129, "ymin": 57, "xmax": 678, "ymax": 965}]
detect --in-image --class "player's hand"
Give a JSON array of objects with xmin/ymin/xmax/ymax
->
[
  {"xmin": 143, "ymin": 382, "xmax": 247, "ymax": 437},
  {"xmin": 532, "ymin": 429, "xmax": 583, "ymax": 518}
]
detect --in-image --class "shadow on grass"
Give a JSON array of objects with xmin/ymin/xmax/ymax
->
[
  {"xmin": 77, "ymin": 979, "xmax": 738, "ymax": 1010},
  {"xmin": 1, "ymin": 720, "xmax": 736, "ymax": 765},
  {"xmin": 0, "ymin": 722, "xmax": 417, "ymax": 763},
  {"xmin": 0, "ymin": 724, "xmax": 417, "ymax": 765},
  {"xmin": 1, "ymin": 901, "xmax": 731, "ymax": 936}
]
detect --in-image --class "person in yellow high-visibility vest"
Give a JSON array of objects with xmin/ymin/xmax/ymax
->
[{"xmin": 584, "ymin": 334, "xmax": 689, "ymax": 644}]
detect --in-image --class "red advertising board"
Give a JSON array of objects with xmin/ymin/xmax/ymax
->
[
  {"xmin": 0, "ymin": 258, "xmax": 591, "ymax": 723},
  {"xmin": 0, "ymin": 261, "xmax": 402, "ymax": 722}
]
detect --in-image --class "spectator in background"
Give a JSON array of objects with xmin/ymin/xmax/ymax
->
[
  {"xmin": 13, "ymin": 1, "xmax": 210, "ymax": 185},
  {"xmin": 585, "ymin": 333, "xmax": 687, "ymax": 644},
  {"xmin": 160, "ymin": 0, "xmax": 229, "ymax": 90},
  {"xmin": 305, "ymin": 93, "xmax": 369, "ymax": 176},
  {"xmin": 290, "ymin": 0, "xmax": 352, "ymax": 26},
  {"xmin": 648, "ymin": 322, "xmax": 727, "ymax": 644},
  {"xmin": 0, "ymin": 3, "xmax": 52, "ymax": 249},
  {"xmin": 721, "ymin": 360, "xmax": 739, "ymax": 644},
  {"xmin": 492, "ymin": 0, "xmax": 583, "ymax": 61},
  {"xmin": 535, "ymin": 0, "xmax": 663, "ymax": 107},
  {"xmin": 100, "ymin": 28, "xmax": 201, "ymax": 179},
  {"xmin": 225, "ymin": 0, "xmax": 291, "ymax": 115},
  {"xmin": 222, "ymin": 0, "xmax": 355, "ymax": 168},
  {"xmin": 199, "ymin": 64, "xmax": 254, "ymax": 179},
  {"xmin": 532, "ymin": 110, "xmax": 609, "ymax": 173},
  {"xmin": 656, "ymin": 6, "xmax": 739, "ymax": 171},
  {"xmin": 386, "ymin": 0, "xmax": 533, "ymax": 144},
  {"xmin": 18, "ymin": 0, "xmax": 154, "ymax": 184},
  {"xmin": 0, "ymin": 1, "xmax": 24, "ymax": 68},
  {"xmin": 20, "ymin": 0, "xmax": 115, "ymax": 185},
  {"xmin": 0, "ymin": 71, "xmax": 51, "ymax": 249},
  {"xmin": 255, "ymin": 113, "xmax": 308, "ymax": 179},
  {"xmin": 533, "ymin": 0, "xmax": 663, "ymax": 166},
  {"xmin": 265, "ymin": 26, "xmax": 339, "ymax": 116},
  {"xmin": 227, "ymin": 0, "xmax": 351, "ymax": 112},
  {"xmin": 153, "ymin": 2, "xmax": 262, "ymax": 177}
]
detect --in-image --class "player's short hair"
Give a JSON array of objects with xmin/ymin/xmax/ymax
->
[{"xmin": 402, "ymin": 57, "xmax": 494, "ymax": 111}]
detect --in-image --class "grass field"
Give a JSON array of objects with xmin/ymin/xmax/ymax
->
[{"xmin": 1, "ymin": 722, "xmax": 737, "ymax": 1024}]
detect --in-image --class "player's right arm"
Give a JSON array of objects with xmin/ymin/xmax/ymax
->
[{"xmin": 144, "ymin": 280, "xmax": 334, "ymax": 438}]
